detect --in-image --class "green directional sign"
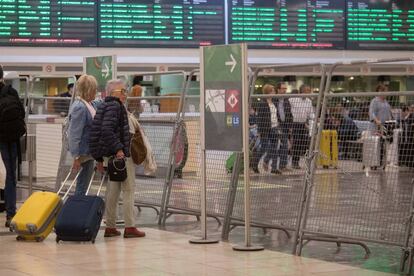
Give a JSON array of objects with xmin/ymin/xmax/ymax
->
[
  {"xmin": 201, "ymin": 44, "xmax": 247, "ymax": 151},
  {"xmin": 83, "ymin": 55, "xmax": 117, "ymax": 94},
  {"xmin": 204, "ymin": 45, "xmax": 242, "ymax": 83}
]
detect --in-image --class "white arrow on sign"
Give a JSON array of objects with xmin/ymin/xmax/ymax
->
[
  {"xmin": 225, "ymin": 54, "xmax": 237, "ymax": 73},
  {"xmin": 102, "ymin": 63, "xmax": 110, "ymax": 78}
]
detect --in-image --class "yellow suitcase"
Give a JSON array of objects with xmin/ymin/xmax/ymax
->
[
  {"xmin": 10, "ymin": 191, "xmax": 62, "ymax": 242},
  {"xmin": 318, "ymin": 130, "xmax": 338, "ymax": 168},
  {"xmin": 330, "ymin": 130, "xmax": 338, "ymax": 168}
]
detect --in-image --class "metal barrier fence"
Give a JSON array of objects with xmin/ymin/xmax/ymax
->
[
  {"xmin": 18, "ymin": 96, "xmax": 70, "ymax": 194},
  {"xmin": 51, "ymin": 71, "xmax": 191, "ymax": 215},
  {"xmin": 132, "ymin": 111, "xmax": 180, "ymax": 214},
  {"xmin": 28, "ymin": 96, "xmax": 72, "ymax": 118},
  {"xmin": 158, "ymin": 69, "xmax": 243, "ymax": 226},
  {"xmin": 220, "ymin": 63, "xmax": 327, "ymax": 240},
  {"xmin": 11, "ymin": 64, "xmax": 414, "ymax": 273},
  {"xmin": 294, "ymin": 57, "xmax": 414, "ymax": 275},
  {"xmin": 298, "ymin": 89, "xmax": 414, "ymax": 271},
  {"xmin": 225, "ymin": 93, "xmax": 320, "ymax": 234}
]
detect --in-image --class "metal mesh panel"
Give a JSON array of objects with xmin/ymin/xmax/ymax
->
[
  {"xmin": 163, "ymin": 95, "xmax": 235, "ymax": 218},
  {"xmin": 28, "ymin": 96, "xmax": 72, "ymax": 117},
  {"xmin": 303, "ymin": 92, "xmax": 414, "ymax": 246},
  {"xmin": 166, "ymin": 122, "xmax": 233, "ymax": 217},
  {"xmin": 134, "ymin": 118, "xmax": 176, "ymax": 207},
  {"xmin": 229, "ymin": 91, "xmax": 319, "ymax": 230},
  {"xmin": 21, "ymin": 97, "xmax": 69, "ymax": 192},
  {"xmin": 131, "ymin": 94, "xmax": 174, "ymax": 213}
]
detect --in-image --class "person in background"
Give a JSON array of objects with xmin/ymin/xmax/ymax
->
[
  {"xmin": 399, "ymin": 104, "xmax": 414, "ymax": 167},
  {"xmin": 336, "ymin": 104, "xmax": 360, "ymax": 142},
  {"xmin": 289, "ymin": 85, "xmax": 315, "ymax": 169},
  {"xmin": 128, "ymin": 76, "xmax": 144, "ymax": 118},
  {"xmin": 248, "ymin": 105, "xmax": 261, "ymax": 172},
  {"xmin": 67, "ymin": 75, "xmax": 102, "ymax": 196},
  {"xmin": 60, "ymin": 83, "xmax": 74, "ymax": 98},
  {"xmin": 0, "ymin": 65, "xmax": 26, "ymax": 227},
  {"xmin": 251, "ymin": 84, "xmax": 282, "ymax": 174},
  {"xmin": 369, "ymin": 84, "xmax": 393, "ymax": 168},
  {"xmin": 275, "ymin": 82, "xmax": 293, "ymax": 171},
  {"xmin": 55, "ymin": 83, "xmax": 74, "ymax": 116},
  {"xmin": 90, "ymin": 79, "xmax": 145, "ymax": 239},
  {"xmin": 370, "ymin": 84, "xmax": 393, "ymax": 127},
  {"xmin": 328, "ymin": 104, "xmax": 360, "ymax": 159},
  {"xmin": 249, "ymin": 105, "xmax": 258, "ymax": 142}
]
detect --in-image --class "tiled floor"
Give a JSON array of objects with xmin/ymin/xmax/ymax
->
[{"xmin": 0, "ymin": 224, "xmax": 393, "ymax": 276}]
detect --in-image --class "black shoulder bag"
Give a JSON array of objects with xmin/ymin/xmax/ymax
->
[{"xmin": 108, "ymin": 104, "xmax": 128, "ymax": 182}]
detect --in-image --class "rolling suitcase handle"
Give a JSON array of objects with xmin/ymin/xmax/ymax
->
[
  {"xmin": 85, "ymin": 169, "xmax": 107, "ymax": 197},
  {"xmin": 57, "ymin": 168, "xmax": 81, "ymax": 200},
  {"xmin": 85, "ymin": 169, "xmax": 96, "ymax": 196},
  {"xmin": 96, "ymin": 172, "xmax": 107, "ymax": 197}
]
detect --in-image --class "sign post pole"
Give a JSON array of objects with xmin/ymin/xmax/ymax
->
[
  {"xmin": 190, "ymin": 43, "xmax": 263, "ymax": 250},
  {"xmin": 189, "ymin": 45, "xmax": 220, "ymax": 244},
  {"xmin": 232, "ymin": 44, "xmax": 264, "ymax": 252}
]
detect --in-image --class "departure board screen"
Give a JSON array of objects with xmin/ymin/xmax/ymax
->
[
  {"xmin": 347, "ymin": 0, "xmax": 414, "ymax": 50},
  {"xmin": 98, "ymin": 0, "xmax": 225, "ymax": 47},
  {"xmin": 0, "ymin": 0, "xmax": 98, "ymax": 46},
  {"xmin": 229, "ymin": 0, "xmax": 346, "ymax": 49}
]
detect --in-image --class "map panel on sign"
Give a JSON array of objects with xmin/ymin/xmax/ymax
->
[{"xmin": 206, "ymin": 89, "xmax": 225, "ymax": 112}]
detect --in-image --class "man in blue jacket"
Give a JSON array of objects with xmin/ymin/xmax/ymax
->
[{"xmin": 90, "ymin": 79, "xmax": 145, "ymax": 239}]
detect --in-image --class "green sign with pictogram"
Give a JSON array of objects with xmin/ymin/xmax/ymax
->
[
  {"xmin": 201, "ymin": 44, "xmax": 247, "ymax": 151},
  {"xmin": 83, "ymin": 55, "xmax": 117, "ymax": 94}
]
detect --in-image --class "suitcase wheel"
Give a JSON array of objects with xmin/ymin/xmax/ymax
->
[
  {"xmin": 35, "ymin": 237, "xmax": 44, "ymax": 242},
  {"xmin": 16, "ymin": 236, "xmax": 24, "ymax": 241},
  {"xmin": 56, "ymin": 237, "xmax": 60, "ymax": 243},
  {"xmin": 91, "ymin": 239, "xmax": 95, "ymax": 244}
]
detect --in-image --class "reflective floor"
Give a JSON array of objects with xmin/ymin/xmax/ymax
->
[
  {"xmin": 5, "ymin": 162, "xmax": 413, "ymax": 275},
  {"xmin": 0, "ymin": 216, "xmax": 392, "ymax": 276}
]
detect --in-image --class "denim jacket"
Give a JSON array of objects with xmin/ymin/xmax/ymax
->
[{"xmin": 68, "ymin": 100, "xmax": 97, "ymax": 158}]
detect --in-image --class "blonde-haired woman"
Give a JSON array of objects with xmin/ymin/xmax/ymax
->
[{"xmin": 68, "ymin": 74, "xmax": 103, "ymax": 195}]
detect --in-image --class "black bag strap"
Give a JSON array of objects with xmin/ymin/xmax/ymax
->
[{"xmin": 119, "ymin": 102, "xmax": 125, "ymax": 150}]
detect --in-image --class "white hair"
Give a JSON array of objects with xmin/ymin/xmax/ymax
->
[{"xmin": 106, "ymin": 79, "xmax": 125, "ymax": 95}]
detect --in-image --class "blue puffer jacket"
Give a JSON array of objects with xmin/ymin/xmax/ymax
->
[{"xmin": 89, "ymin": 96, "xmax": 130, "ymax": 162}]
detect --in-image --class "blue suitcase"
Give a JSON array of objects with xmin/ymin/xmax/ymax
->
[{"xmin": 55, "ymin": 171, "xmax": 106, "ymax": 243}]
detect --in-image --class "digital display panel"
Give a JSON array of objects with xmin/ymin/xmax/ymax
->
[
  {"xmin": 1, "ymin": 0, "xmax": 413, "ymax": 50},
  {"xmin": 0, "ymin": 0, "xmax": 98, "ymax": 46},
  {"xmin": 98, "ymin": 0, "xmax": 225, "ymax": 47},
  {"xmin": 347, "ymin": 0, "xmax": 414, "ymax": 50},
  {"xmin": 228, "ymin": 0, "xmax": 346, "ymax": 49}
]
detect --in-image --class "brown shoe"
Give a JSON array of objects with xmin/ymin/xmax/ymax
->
[
  {"xmin": 124, "ymin": 227, "xmax": 146, "ymax": 238},
  {"xmin": 104, "ymin": 228, "xmax": 121, "ymax": 237}
]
